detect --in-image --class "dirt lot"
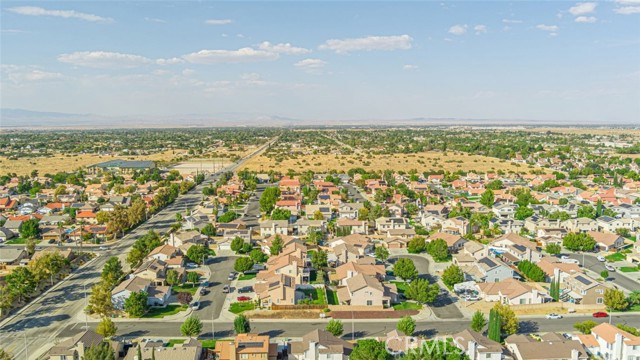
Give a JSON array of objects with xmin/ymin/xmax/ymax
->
[
  {"xmin": 464, "ymin": 300, "xmax": 605, "ymax": 316},
  {"xmin": 239, "ymin": 151, "xmax": 542, "ymax": 174}
]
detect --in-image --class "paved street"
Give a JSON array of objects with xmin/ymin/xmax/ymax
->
[
  {"xmin": 0, "ymin": 140, "xmax": 275, "ymax": 360},
  {"xmin": 193, "ymin": 256, "xmax": 238, "ymax": 321},
  {"xmin": 56, "ymin": 313, "xmax": 640, "ymax": 341},
  {"xmin": 567, "ymin": 253, "xmax": 639, "ymax": 292}
]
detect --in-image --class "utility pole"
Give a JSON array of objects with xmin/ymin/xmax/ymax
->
[{"xmin": 351, "ymin": 311, "xmax": 354, "ymax": 341}]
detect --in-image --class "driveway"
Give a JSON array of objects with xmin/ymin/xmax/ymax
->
[
  {"xmin": 389, "ymin": 254, "xmax": 464, "ymax": 319},
  {"xmin": 567, "ymin": 253, "xmax": 639, "ymax": 292}
]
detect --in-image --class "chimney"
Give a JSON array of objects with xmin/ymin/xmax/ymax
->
[
  {"xmin": 571, "ymin": 349, "xmax": 579, "ymax": 360},
  {"xmin": 309, "ymin": 341, "xmax": 318, "ymax": 360},
  {"xmin": 467, "ymin": 341, "xmax": 477, "ymax": 360},
  {"xmin": 229, "ymin": 341, "xmax": 237, "ymax": 360}
]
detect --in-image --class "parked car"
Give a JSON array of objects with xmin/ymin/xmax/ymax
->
[
  {"xmin": 562, "ymin": 333, "xmax": 573, "ymax": 340},
  {"xmin": 200, "ymin": 288, "xmax": 209, "ymax": 296},
  {"xmin": 48, "ymin": 239, "xmax": 56, "ymax": 244},
  {"xmin": 465, "ymin": 295, "xmax": 480, "ymax": 301},
  {"xmin": 593, "ymin": 311, "xmax": 608, "ymax": 318},
  {"xmin": 202, "ymin": 280, "xmax": 209, "ymax": 287},
  {"xmin": 597, "ymin": 256, "xmax": 606, "ymax": 262},
  {"xmin": 546, "ymin": 313, "xmax": 563, "ymax": 319},
  {"xmin": 228, "ymin": 272, "xmax": 236, "ymax": 281},
  {"xmin": 190, "ymin": 301, "xmax": 200, "ymax": 310},
  {"xmin": 98, "ymin": 246, "xmax": 108, "ymax": 251},
  {"xmin": 605, "ymin": 264, "xmax": 615, "ymax": 272},
  {"xmin": 237, "ymin": 296, "xmax": 251, "ymax": 302},
  {"xmin": 186, "ymin": 263, "xmax": 198, "ymax": 269},
  {"xmin": 560, "ymin": 255, "xmax": 569, "ymax": 260},
  {"xmin": 238, "ymin": 286, "xmax": 253, "ymax": 293},
  {"xmin": 222, "ymin": 285, "xmax": 230, "ymax": 293}
]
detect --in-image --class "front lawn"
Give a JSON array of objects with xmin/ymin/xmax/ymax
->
[
  {"xmin": 391, "ymin": 281, "xmax": 409, "ymax": 294},
  {"xmin": 230, "ymin": 302, "xmax": 255, "ymax": 314},
  {"xmin": 393, "ymin": 302, "xmax": 422, "ymax": 311},
  {"xmin": 200, "ymin": 340, "xmax": 216, "ymax": 349},
  {"xmin": 166, "ymin": 339, "xmax": 185, "ymax": 347},
  {"xmin": 144, "ymin": 304, "xmax": 188, "ymax": 318},
  {"xmin": 619, "ymin": 266, "xmax": 639, "ymax": 273},
  {"xmin": 327, "ymin": 288, "xmax": 339, "ymax": 305},
  {"xmin": 172, "ymin": 284, "xmax": 198, "ymax": 295},
  {"xmin": 238, "ymin": 273, "xmax": 256, "ymax": 281},
  {"xmin": 299, "ymin": 288, "xmax": 327, "ymax": 305},
  {"xmin": 6, "ymin": 237, "xmax": 39, "ymax": 245},
  {"xmin": 605, "ymin": 253, "xmax": 626, "ymax": 262}
]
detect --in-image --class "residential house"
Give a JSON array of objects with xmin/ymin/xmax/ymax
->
[
  {"xmin": 453, "ymin": 329, "xmax": 504, "ymax": 360},
  {"xmin": 493, "ymin": 203, "xmax": 518, "ymax": 219},
  {"xmin": 305, "ymin": 205, "xmax": 333, "ymax": 220},
  {"xmin": 375, "ymin": 217, "xmax": 409, "ymax": 232},
  {"xmin": 289, "ymin": 329, "xmax": 353, "ymax": 360},
  {"xmin": 168, "ymin": 230, "xmax": 208, "ymax": 248},
  {"xmin": 111, "ymin": 276, "xmax": 171, "ymax": 309},
  {"xmin": 537, "ymin": 259, "xmax": 581, "ymax": 282},
  {"xmin": 335, "ymin": 218, "xmax": 368, "ymax": 235},
  {"xmin": 260, "ymin": 220, "xmax": 290, "ymax": 237},
  {"xmin": 420, "ymin": 213, "xmax": 446, "ymax": 231},
  {"xmin": 0, "ymin": 227, "xmax": 15, "ymax": 242},
  {"xmin": 588, "ymin": 231, "xmax": 625, "ymax": 251},
  {"xmin": 330, "ymin": 258, "xmax": 385, "ymax": 285},
  {"xmin": 3, "ymin": 219, "xmax": 23, "ymax": 235},
  {"xmin": 146, "ymin": 244, "xmax": 180, "ymax": 262},
  {"xmin": 505, "ymin": 333, "xmax": 589, "ymax": 360},
  {"xmin": 294, "ymin": 219, "xmax": 325, "ymax": 236},
  {"xmin": 41, "ymin": 228, "xmax": 68, "ymax": 243},
  {"xmin": 477, "ymin": 278, "xmax": 547, "ymax": 305},
  {"xmin": 254, "ymin": 273, "xmax": 298, "ymax": 307},
  {"xmin": 382, "ymin": 237, "xmax": 409, "ymax": 249},
  {"xmin": 597, "ymin": 216, "xmax": 635, "ymax": 233},
  {"xmin": 561, "ymin": 273, "xmax": 607, "ymax": 305},
  {"xmin": 123, "ymin": 338, "xmax": 202, "ymax": 360},
  {"xmin": 48, "ymin": 330, "xmax": 123, "ymax": 360},
  {"xmin": 429, "ymin": 232, "xmax": 467, "ymax": 252},
  {"xmin": 562, "ymin": 218, "xmax": 599, "ymax": 233},
  {"xmin": 337, "ymin": 273, "xmax": 397, "ymax": 307},
  {"xmin": 386, "ymin": 228, "xmax": 416, "ymax": 239},
  {"xmin": 0, "ymin": 248, "xmax": 27, "ymax": 265},
  {"xmin": 214, "ymin": 333, "xmax": 278, "ymax": 360},
  {"xmin": 491, "ymin": 233, "xmax": 542, "ymax": 263},
  {"xmin": 441, "ymin": 216, "xmax": 471, "ymax": 235},
  {"xmin": 461, "ymin": 256, "xmax": 514, "ymax": 283},
  {"xmin": 338, "ymin": 203, "xmax": 364, "ymax": 220},
  {"xmin": 221, "ymin": 229, "xmax": 253, "ymax": 250},
  {"xmin": 133, "ymin": 259, "xmax": 168, "ymax": 285},
  {"xmin": 590, "ymin": 322, "xmax": 640, "ymax": 360}
]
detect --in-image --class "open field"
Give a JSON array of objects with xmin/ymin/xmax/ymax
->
[
  {"xmin": 0, "ymin": 150, "xmax": 179, "ymax": 176},
  {"xmin": 239, "ymin": 151, "xmax": 544, "ymax": 174},
  {"xmin": 519, "ymin": 127, "xmax": 640, "ymax": 137}
]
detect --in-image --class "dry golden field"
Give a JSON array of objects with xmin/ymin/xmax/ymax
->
[
  {"xmin": 239, "ymin": 151, "xmax": 543, "ymax": 174},
  {"xmin": 520, "ymin": 127, "xmax": 640, "ymax": 137},
  {"xmin": 0, "ymin": 150, "xmax": 179, "ymax": 176}
]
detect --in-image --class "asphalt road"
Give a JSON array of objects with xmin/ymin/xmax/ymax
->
[
  {"xmin": 193, "ymin": 256, "xmax": 238, "ymax": 321},
  {"xmin": 57, "ymin": 314, "xmax": 640, "ymax": 341},
  {"xmin": 237, "ymin": 183, "xmax": 269, "ymax": 229},
  {"xmin": 566, "ymin": 253, "xmax": 639, "ymax": 292},
  {"xmin": 0, "ymin": 139, "xmax": 275, "ymax": 360}
]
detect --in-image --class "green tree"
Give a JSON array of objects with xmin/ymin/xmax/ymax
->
[
  {"xmin": 234, "ymin": 314, "xmax": 251, "ymax": 334},
  {"xmin": 96, "ymin": 211, "xmax": 110, "ymax": 225},
  {"xmin": 601, "ymin": 270, "xmax": 609, "ymax": 279},
  {"xmin": 101, "ymin": 257, "xmax": 124, "ymax": 288},
  {"xmin": 259, "ymin": 187, "xmax": 281, "ymax": 213},
  {"xmin": 375, "ymin": 246, "xmax": 389, "ymax": 263},
  {"xmin": 627, "ymin": 290, "xmax": 640, "ymax": 306},
  {"xmin": 326, "ymin": 319, "xmax": 344, "ymax": 337},
  {"xmin": 218, "ymin": 211, "xmax": 239, "ymax": 223},
  {"xmin": 270, "ymin": 235, "xmax": 284, "ymax": 255},
  {"xmin": 25, "ymin": 238, "xmax": 37, "ymax": 256},
  {"xmin": 471, "ymin": 310, "xmax": 487, "ymax": 332},
  {"xmin": 270, "ymin": 208, "xmax": 291, "ymax": 220},
  {"xmin": 442, "ymin": 264, "xmax": 464, "ymax": 288},
  {"xmin": 405, "ymin": 278, "xmax": 439, "ymax": 304},
  {"xmin": 84, "ymin": 342, "xmax": 115, "ymax": 360},
  {"xmin": 493, "ymin": 302, "xmax": 518, "ymax": 335},
  {"xmin": 517, "ymin": 260, "xmax": 546, "ymax": 282},
  {"xmin": 249, "ymin": 249, "xmax": 267, "ymax": 263},
  {"xmin": 480, "ymin": 189, "xmax": 495, "ymax": 208},
  {"xmin": 230, "ymin": 237, "xmax": 245, "ymax": 253},
  {"xmin": 127, "ymin": 198, "xmax": 147, "ymax": 226},
  {"xmin": 488, "ymin": 308, "xmax": 501, "ymax": 342},
  {"xmin": 550, "ymin": 279, "xmax": 560, "ymax": 301},
  {"xmin": 426, "ymin": 239, "xmax": 450, "ymax": 262},
  {"xmin": 407, "ymin": 236, "xmax": 427, "ymax": 254},
  {"xmin": 574, "ymin": 320, "xmax": 598, "ymax": 334},
  {"xmin": 186, "ymin": 245, "xmax": 208, "ymax": 264},
  {"xmin": 5, "ymin": 266, "xmax": 36, "ymax": 303},
  {"xmin": 166, "ymin": 269, "xmax": 180, "ymax": 286},
  {"xmin": 180, "ymin": 316, "xmax": 203, "ymax": 337},
  {"xmin": 234, "ymin": 257, "xmax": 255, "ymax": 273},
  {"xmin": 96, "ymin": 317, "xmax": 118, "ymax": 338},
  {"xmin": 124, "ymin": 290, "xmax": 148, "ymax": 317},
  {"xmin": 604, "ymin": 288, "xmax": 629, "ymax": 311},
  {"xmin": 313, "ymin": 210, "xmax": 325, "ymax": 220},
  {"xmin": 200, "ymin": 223, "xmax": 216, "ymax": 237},
  {"xmin": 393, "ymin": 258, "xmax": 418, "ymax": 281},
  {"xmin": 0, "ymin": 348, "xmax": 13, "ymax": 360},
  {"xmin": 396, "ymin": 316, "xmax": 416, "ymax": 336},
  {"xmin": 563, "ymin": 232, "xmax": 596, "ymax": 252},
  {"xmin": 617, "ymin": 324, "xmax": 640, "ymax": 336},
  {"xmin": 486, "ymin": 180, "xmax": 504, "ymax": 190},
  {"xmin": 514, "ymin": 206, "xmax": 534, "ymax": 220},
  {"xmin": 187, "ymin": 271, "xmax": 200, "ymax": 286},
  {"xmin": 311, "ymin": 249, "xmax": 328, "ymax": 269},
  {"xmin": 350, "ymin": 339, "xmax": 391, "ymax": 360},
  {"xmin": 545, "ymin": 243, "xmax": 562, "ymax": 256},
  {"xmin": 88, "ymin": 281, "xmax": 114, "ymax": 317},
  {"xmin": 107, "ymin": 205, "xmax": 130, "ymax": 238}
]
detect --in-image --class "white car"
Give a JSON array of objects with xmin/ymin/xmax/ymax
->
[
  {"xmin": 605, "ymin": 264, "xmax": 616, "ymax": 272},
  {"xmin": 560, "ymin": 255, "xmax": 569, "ymax": 260},
  {"xmin": 546, "ymin": 313, "xmax": 563, "ymax": 319},
  {"xmin": 98, "ymin": 246, "xmax": 108, "ymax": 251},
  {"xmin": 597, "ymin": 256, "xmax": 606, "ymax": 262},
  {"xmin": 190, "ymin": 301, "xmax": 200, "ymax": 310}
]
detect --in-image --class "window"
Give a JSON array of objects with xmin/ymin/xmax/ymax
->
[
  {"xmin": 597, "ymin": 297, "xmax": 603, "ymax": 304},
  {"xmin": 596, "ymin": 289, "xmax": 604, "ymax": 294},
  {"xmin": 241, "ymin": 355, "xmax": 248, "ymax": 359},
  {"xmin": 367, "ymin": 300, "xmax": 373, "ymax": 306}
]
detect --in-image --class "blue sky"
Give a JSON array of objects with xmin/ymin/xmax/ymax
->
[{"xmin": 1, "ymin": 1, "xmax": 639, "ymax": 123}]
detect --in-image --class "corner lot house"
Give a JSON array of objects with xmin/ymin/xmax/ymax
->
[
  {"xmin": 590, "ymin": 323, "xmax": 640, "ymax": 360},
  {"xmin": 111, "ymin": 276, "xmax": 171, "ymax": 309},
  {"xmin": 477, "ymin": 278, "xmax": 547, "ymax": 305},
  {"xmin": 588, "ymin": 231, "xmax": 625, "ymax": 251}
]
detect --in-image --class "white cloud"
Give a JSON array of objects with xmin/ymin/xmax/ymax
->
[
  {"xmin": 474, "ymin": 25, "xmax": 487, "ymax": 34},
  {"xmin": 614, "ymin": 5, "xmax": 640, "ymax": 14},
  {"xmin": 7, "ymin": 6, "xmax": 113, "ymax": 23},
  {"xmin": 145, "ymin": 17, "xmax": 166, "ymax": 23},
  {"xmin": 25, "ymin": 70, "xmax": 63, "ymax": 81},
  {"xmin": 575, "ymin": 16, "xmax": 597, "ymax": 22},
  {"xmin": 2, "ymin": 65, "xmax": 63, "ymax": 83},
  {"xmin": 319, "ymin": 35, "xmax": 413, "ymax": 54},
  {"xmin": 239, "ymin": 72, "xmax": 267, "ymax": 86},
  {"xmin": 448, "ymin": 24, "xmax": 468, "ymax": 35},
  {"xmin": 182, "ymin": 48, "xmax": 279, "ymax": 64},
  {"xmin": 258, "ymin": 41, "xmax": 311, "ymax": 55},
  {"xmin": 403, "ymin": 64, "xmax": 418, "ymax": 71},
  {"xmin": 502, "ymin": 19, "xmax": 523, "ymax": 24},
  {"xmin": 569, "ymin": 2, "xmax": 597, "ymax": 16},
  {"xmin": 293, "ymin": 59, "xmax": 327, "ymax": 72},
  {"xmin": 58, "ymin": 51, "xmax": 153, "ymax": 68},
  {"xmin": 156, "ymin": 57, "xmax": 185, "ymax": 65},
  {"xmin": 205, "ymin": 19, "xmax": 233, "ymax": 25},
  {"xmin": 536, "ymin": 24, "xmax": 559, "ymax": 32}
]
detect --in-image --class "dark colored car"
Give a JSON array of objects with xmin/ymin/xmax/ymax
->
[
  {"xmin": 238, "ymin": 286, "xmax": 253, "ymax": 293},
  {"xmin": 237, "ymin": 296, "xmax": 251, "ymax": 302},
  {"xmin": 593, "ymin": 312, "xmax": 608, "ymax": 318},
  {"xmin": 200, "ymin": 288, "xmax": 209, "ymax": 296}
]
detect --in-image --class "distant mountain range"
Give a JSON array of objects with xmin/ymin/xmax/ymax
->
[{"xmin": 1, "ymin": 108, "xmax": 637, "ymax": 129}]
